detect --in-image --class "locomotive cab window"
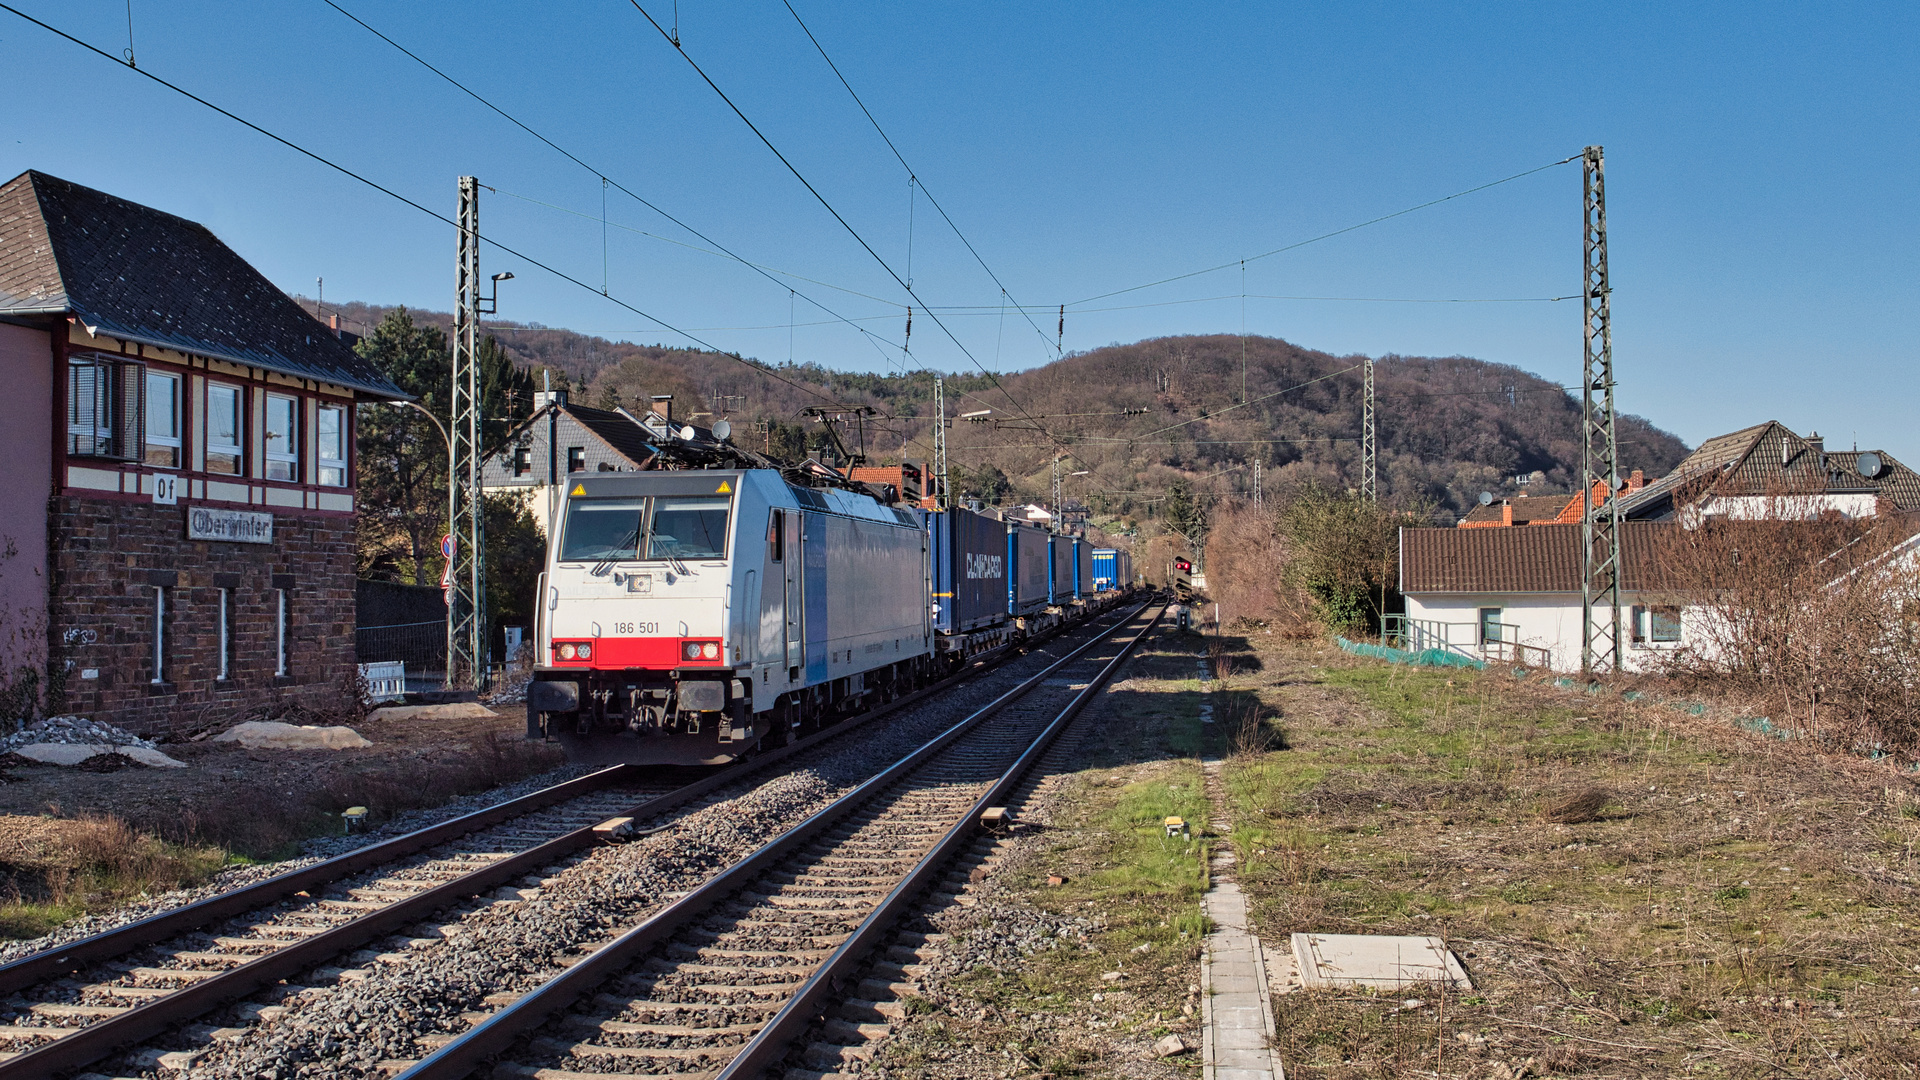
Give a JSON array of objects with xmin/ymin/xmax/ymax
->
[
  {"xmin": 647, "ymin": 497, "xmax": 729, "ymax": 560},
  {"xmin": 559, "ymin": 498, "xmax": 647, "ymax": 562}
]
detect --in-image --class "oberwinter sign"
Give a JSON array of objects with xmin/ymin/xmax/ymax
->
[{"xmin": 187, "ymin": 507, "xmax": 273, "ymax": 544}]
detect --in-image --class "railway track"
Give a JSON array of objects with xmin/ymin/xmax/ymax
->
[
  {"xmin": 391, "ymin": 601, "xmax": 1161, "ymax": 1080},
  {"xmin": 0, "ymin": 599, "xmax": 1138, "ymax": 1079}
]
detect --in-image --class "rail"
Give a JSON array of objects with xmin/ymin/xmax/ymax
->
[
  {"xmin": 394, "ymin": 600, "xmax": 1160, "ymax": 1080},
  {"xmin": 0, "ymin": 603, "xmax": 1128, "ymax": 1079}
]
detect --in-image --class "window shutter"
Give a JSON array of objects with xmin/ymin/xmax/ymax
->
[
  {"xmin": 69, "ymin": 361, "xmax": 99, "ymax": 451},
  {"xmin": 116, "ymin": 360, "xmax": 147, "ymax": 461}
]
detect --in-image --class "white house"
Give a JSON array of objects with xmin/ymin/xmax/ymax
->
[{"xmin": 1397, "ymin": 522, "xmax": 1694, "ymax": 674}]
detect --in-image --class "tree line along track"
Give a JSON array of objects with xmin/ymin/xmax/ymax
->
[
  {"xmin": 0, "ymin": 598, "xmax": 1139, "ymax": 1079},
  {"xmin": 391, "ymin": 601, "xmax": 1162, "ymax": 1080}
]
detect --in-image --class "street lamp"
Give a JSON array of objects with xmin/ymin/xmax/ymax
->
[{"xmin": 383, "ymin": 400, "xmax": 457, "ymax": 689}]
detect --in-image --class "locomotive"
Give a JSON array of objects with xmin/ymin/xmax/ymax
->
[{"xmin": 526, "ymin": 468, "xmax": 1126, "ymax": 766}]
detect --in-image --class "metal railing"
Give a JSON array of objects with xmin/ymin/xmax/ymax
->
[{"xmin": 1381, "ymin": 615, "xmax": 1552, "ymax": 669}]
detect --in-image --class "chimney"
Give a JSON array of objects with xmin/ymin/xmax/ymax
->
[
  {"xmin": 1502, "ymin": 501, "xmax": 1513, "ymax": 527},
  {"xmin": 1628, "ymin": 468, "xmax": 1644, "ymax": 493},
  {"xmin": 328, "ymin": 313, "xmax": 340, "ymax": 332},
  {"xmin": 650, "ymin": 395, "xmax": 674, "ymax": 423}
]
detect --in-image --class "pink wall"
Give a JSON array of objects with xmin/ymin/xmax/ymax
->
[{"xmin": 0, "ymin": 320, "xmax": 51, "ymax": 687}]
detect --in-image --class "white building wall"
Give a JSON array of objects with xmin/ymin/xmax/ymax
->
[{"xmin": 1404, "ymin": 592, "xmax": 1697, "ymax": 674}]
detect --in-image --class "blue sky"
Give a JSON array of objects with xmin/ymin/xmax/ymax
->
[{"xmin": 3, "ymin": 2, "xmax": 1915, "ymax": 457}]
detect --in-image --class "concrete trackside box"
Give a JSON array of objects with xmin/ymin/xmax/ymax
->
[
  {"xmin": 1048, "ymin": 534, "xmax": 1074, "ymax": 604},
  {"xmin": 1009, "ymin": 522, "xmax": 1051, "ymax": 615},
  {"xmin": 928, "ymin": 506, "xmax": 1009, "ymax": 633}
]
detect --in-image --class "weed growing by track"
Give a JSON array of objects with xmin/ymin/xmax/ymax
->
[{"xmin": 0, "ymin": 814, "xmax": 227, "ymax": 939}]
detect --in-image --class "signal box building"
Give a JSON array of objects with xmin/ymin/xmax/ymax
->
[{"xmin": 0, "ymin": 170, "xmax": 406, "ymax": 734}]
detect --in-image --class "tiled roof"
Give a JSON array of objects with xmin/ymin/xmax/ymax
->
[
  {"xmin": 1458, "ymin": 493, "xmax": 1576, "ymax": 526},
  {"xmin": 1617, "ymin": 420, "xmax": 1914, "ymax": 518},
  {"xmin": 0, "ymin": 170, "xmax": 404, "ymax": 399},
  {"xmin": 1400, "ymin": 522, "xmax": 1674, "ymax": 593}
]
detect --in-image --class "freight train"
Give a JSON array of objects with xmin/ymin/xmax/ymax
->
[{"xmin": 525, "ymin": 469, "xmax": 1131, "ymax": 765}]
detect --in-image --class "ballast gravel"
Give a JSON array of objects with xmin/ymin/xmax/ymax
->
[{"xmin": 178, "ymin": 624, "xmax": 1122, "ymax": 1080}]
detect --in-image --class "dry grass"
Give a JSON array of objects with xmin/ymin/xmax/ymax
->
[
  {"xmin": 1221, "ymin": 638, "xmax": 1920, "ymax": 1079},
  {"xmin": 0, "ymin": 813, "xmax": 227, "ymax": 939}
]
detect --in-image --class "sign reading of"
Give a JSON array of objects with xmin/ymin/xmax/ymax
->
[{"xmin": 187, "ymin": 507, "xmax": 273, "ymax": 544}]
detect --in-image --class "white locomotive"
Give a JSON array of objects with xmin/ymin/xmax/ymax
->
[{"xmin": 528, "ymin": 469, "xmax": 933, "ymax": 765}]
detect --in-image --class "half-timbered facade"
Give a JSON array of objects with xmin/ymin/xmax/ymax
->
[{"xmin": 0, "ymin": 170, "xmax": 405, "ymax": 733}]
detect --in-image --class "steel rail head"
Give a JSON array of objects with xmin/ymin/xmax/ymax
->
[
  {"xmin": 393, "ymin": 603, "xmax": 1148, "ymax": 1080},
  {"xmin": 0, "ymin": 763, "xmax": 634, "ymax": 996},
  {"xmin": 713, "ymin": 602, "xmax": 1164, "ymax": 1080},
  {"xmin": 0, "ymin": 649, "xmax": 1040, "ymax": 1080}
]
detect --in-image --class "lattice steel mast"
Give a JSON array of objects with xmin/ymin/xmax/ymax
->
[
  {"xmin": 450, "ymin": 177, "xmax": 487, "ymax": 690},
  {"xmin": 1580, "ymin": 146, "xmax": 1621, "ymax": 676},
  {"xmin": 931, "ymin": 376, "xmax": 949, "ymax": 509},
  {"xmin": 1360, "ymin": 357, "xmax": 1377, "ymax": 502}
]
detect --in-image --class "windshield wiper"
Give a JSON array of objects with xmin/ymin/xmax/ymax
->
[{"xmin": 591, "ymin": 528, "xmax": 642, "ymax": 577}]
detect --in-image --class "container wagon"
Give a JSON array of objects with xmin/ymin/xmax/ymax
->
[{"xmin": 926, "ymin": 504, "xmax": 1016, "ymax": 662}]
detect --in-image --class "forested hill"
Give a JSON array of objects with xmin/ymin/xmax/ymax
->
[{"xmin": 305, "ymin": 298, "xmax": 1689, "ymax": 521}]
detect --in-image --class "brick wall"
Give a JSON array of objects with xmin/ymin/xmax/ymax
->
[{"xmin": 45, "ymin": 494, "xmax": 358, "ymax": 737}]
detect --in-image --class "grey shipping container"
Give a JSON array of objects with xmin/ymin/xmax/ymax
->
[{"xmin": 927, "ymin": 506, "xmax": 1010, "ymax": 634}]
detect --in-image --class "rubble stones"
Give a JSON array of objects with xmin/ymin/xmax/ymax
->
[{"xmin": 1, "ymin": 715, "xmax": 158, "ymax": 752}]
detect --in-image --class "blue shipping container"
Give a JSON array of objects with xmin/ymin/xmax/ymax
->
[
  {"xmin": 1073, "ymin": 538, "xmax": 1095, "ymax": 599},
  {"xmin": 1092, "ymin": 548, "xmax": 1121, "ymax": 591},
  {"xmin": 1048, "ymin": 534, "xmax": 1074, "ymax": 604},
  {"xmin": 927, "ymin": 507, "xmax": 1009, "ymax": 633},
  {"xmin": 1008, "ymin": 523, "xmax": 1050, "ymax": 615}
]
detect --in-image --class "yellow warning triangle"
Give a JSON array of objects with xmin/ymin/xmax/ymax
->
[
  {"xmin": 716, "ymin": 481, "xmax": 732, "ymax": 493},
  {"xmin": 570, "ymin": 484, "xmax": 586, "ymax": 496}
]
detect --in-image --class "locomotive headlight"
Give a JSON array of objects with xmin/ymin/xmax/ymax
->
[
  {"xmin": 683, "ymin": 641, "xmax": 701, "ymax": 660},
  {"xmin": 558, "ymin": 643, "xmax": 576, "ymax": 660},
  {"xmin": 576, "ymin": 642, "xmax": 592, "ymax": 660},
  {"xmin": 701, "ymin": 642, "xmax": 720, "ymax": 660}
]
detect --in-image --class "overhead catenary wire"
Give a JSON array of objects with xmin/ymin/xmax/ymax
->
[
  {"xmin": 0, "ymin": 2, "xmax": 862, "ymax": 415},
  {"xmin": 317, "ymin": 0, "xmax": 908, "ymax": 375},
  {"xmin": 1070, "ymin": 154, "xmax": 1582, "ymax": 307},
  {"xmin": 778, "ymin": 0, "xmax": 1059, "ymax": 359},
  {"xmin": 623, "ymin": 0, "xmax": 1059, "ymax": 448}
]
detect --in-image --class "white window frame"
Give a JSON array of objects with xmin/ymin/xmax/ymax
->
[
  {"xmin": 152, "ymin": 586, "xmax": 167, "ymax": 684},
  {"xmin": 275, "ymin": 589, "xmax": 288, "ymax": 677},
  {"xmin": 206, "ymin": 382, "xmax": 245, "ymax": 474},
  {"xmin": 317, "ymin": 403, "xmax": 348, "ymax": 487},
  {"xmin": 217, "ymin": 587, "xmax": 231, "ymax": 681},
  {"xmin": 264, "ymin": 392, "xmax": 300, "ymax": 482},
  {"xmin": 145, "ymin": 370, "xmax": 182, "ymax": 468}
]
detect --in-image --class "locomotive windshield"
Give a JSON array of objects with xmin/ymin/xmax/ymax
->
[
  {"xmin": 559, "ymin": 498, "xmax": 646, "ymax": 562},
  {"xmin": 646, "ymin": 497, "xmax": 729, "ymax": 559},
  {"xmin": 558, "ymin": 495, "xmax": 730, "ymax": 563}
]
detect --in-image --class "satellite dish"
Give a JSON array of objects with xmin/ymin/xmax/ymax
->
[
  {"xmin": 1858, "ymin": 451, "xmax": 1884, "ymax": 479},
  {"xmin": 712, "ymin": 419, "xmax": 732, "ymax": 442},
  {"xmin": 1478, "ymin": 491, "xmax": 1494, "ymax": 506},
  {"xmin": 679, "ymin": 425, "xmax": 697, "ymax": 441}
]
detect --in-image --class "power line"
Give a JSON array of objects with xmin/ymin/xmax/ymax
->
[
  {"xmin": 777, "ymin": 0, "xmax": 1057, "ymax": 358},
  {"xmin": 319, "ymin": 0, "xmax": 908, "ymax": 375},
  {"xmin": 622, "ymin": 0, "xmax": 1059, "ymax": 449},
  {"xmin": 1070, "ymin": 155, "xmax": 1582, "ymax": 307},
  {"xmin": 0, "ymin": 2, "xmax": 855, "ymax": 414}
]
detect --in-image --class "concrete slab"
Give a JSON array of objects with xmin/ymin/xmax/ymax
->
[
  {"xmin": 366, "ymin": 702, "xmax": 499, "ymax": 722},
  {"xmin": 1290, "ymin": 933, "xmax": 1473, "ymax": 991}
]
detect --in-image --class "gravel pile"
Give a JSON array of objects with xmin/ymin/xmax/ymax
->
[
  {"xmin": 1, "ymin": 715, "xmax": 157, "ymax": 752},
  {"xmin": 184, "ymin": 628, "xmax": 1114, "ymax": 1079}
]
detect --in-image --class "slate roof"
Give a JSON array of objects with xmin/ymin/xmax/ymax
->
[
  {"xmin": 1400, "ymin": 522, "xmax": 1675, "ymax": 593},
  {"xmin": 0, "ymin": 170, "xmax": 404, "ymax": 399}
]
